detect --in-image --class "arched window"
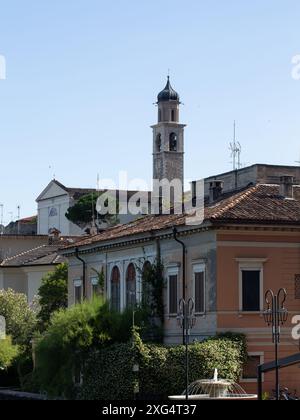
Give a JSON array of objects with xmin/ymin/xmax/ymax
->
[
  {"xmin": 111, "ymin": 266, "xmax": 120, "ymax": 312},
  {"xmin": 142, "ymin": 261, "xmax": 153, "ymax": 307},
  {"xmin": 158, "ymin": 109, "xmax": 162, "ymax": 122},
  {"xmin": 156, "ymin": 134, "xmax": 162, "ymax": 152},
  {"xmin": 171, "ymin": 109, "xmax": 176, "ymax": 122},
  {"xmin": 126, "ymin": 263, "xmax": 136, "ymax": 307},
  {"xmin": 169, "ymin": 133, "xmax": 177, "ymax": 151}
]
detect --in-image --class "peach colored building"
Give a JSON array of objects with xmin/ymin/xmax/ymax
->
[{"xmin": 63, "ymin": 179, "xmax": 300, "ymax": 396}]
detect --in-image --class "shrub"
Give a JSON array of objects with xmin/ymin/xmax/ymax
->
[
  {"xmin": 32, "ymin": 294, "xmax": 247, "ymax": 400},
  {"xmin": 0, "ymin": 289, "xmax": 37, "ymax": 346},
  {"xmin": 0, "ymin": 337, "xmax": 19, "ymax": 370},
  {"xmin": 34, "ymin": 298, "xmax": 101, "ymax": 398},
  {"xmin": 37, "ymin": 263, "xmax": 68, "ymax": 330},
  {"xmin": 32, "ymin": 298, "xmax": 154, "ymax": 397},
  {"xmin": 79, "ymin": 333, "xmax": 247, "ymax": 400},
  {"xmin": 78, "ymin": 344, "xmax": 135, "ymax": 400}
]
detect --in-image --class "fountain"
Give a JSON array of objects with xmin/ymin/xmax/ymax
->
[{"xmin": 169, "ymin": 369, "xmax": 258, "ymax": 400}]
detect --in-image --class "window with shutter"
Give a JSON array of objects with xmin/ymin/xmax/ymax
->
[
  {"xmin": 242, "ymin": 270, "xmax": 261, "ymax": 311},
  {"xmin": 74, "ymin": 279, "xmax": 82, "ymax": 305},
  {"xmin": 195, "ymin": 271, "xmax": 205, "ymax": 314},
  {"xmin": 242, "ymin": 355, "xmax": 262, "ymax": 380},
  {"xmin": 169, "ymin": 275, "xmax": 178, "ymax": 315}
]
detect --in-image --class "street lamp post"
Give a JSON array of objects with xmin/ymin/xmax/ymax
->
[
  {"xmin": 263, "ymin": 288, "xmax": 288, "ymax": 401},
  {"xmin": 177, "ymin": 298, "xmax": 196, "ymax": 401}
]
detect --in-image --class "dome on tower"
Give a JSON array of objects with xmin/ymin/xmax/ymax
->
[{"xmin": 157, "ymin": 77, "xmax": 180, "ymax": 102}]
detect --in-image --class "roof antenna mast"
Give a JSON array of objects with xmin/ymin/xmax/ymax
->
[
  {"xmin": 0, "ymin": 204, "xmax": 3, "ymax": 235},
  {"xmin": 229, "ymin": 121, "xmax": 242, "ymax": 171}
]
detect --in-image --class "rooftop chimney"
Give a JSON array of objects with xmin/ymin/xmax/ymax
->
[
  {"xmin": 48, "ymin": 228, "xmax": 61, "ymax": 244},
  {"xmin": 280, "ymin": 175, "xmax": 295, "ymax": 199},
  {"xmin": 209, "ymin": 181, "xmax": 224, "ymax": 203}
]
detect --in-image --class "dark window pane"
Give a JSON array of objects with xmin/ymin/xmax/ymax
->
[
  {"xmin": 111, "ymin": 266, "xmax": 120, "ymax": 312},
  {"xmin": 75, "ymin": 286, "xmax": 82, "ymax": 304},
  {"xmin": 126, "ymin": 263, "xmax": 136, "ymax": 308},
  {"xmin": 169, "ymin": 275, "xmax": 178, "ymax": 315},
  {"xmin": 243, "ymin": 356, "xmax": 261, "ymax": 379},
  {"xmin": 92, "ymin": 284, "xmax": 99, "ymax": 297},
  {"xmin": 142, "ymin": 261, "xmax": 153, "ymax": 307},
  {"xmin": 169, "ymin": 133, "xmax": 177, "ymax": 151},
  {"xmin": 195, "ymin": 272, "xmax": 205, "ymax": 313},
  {"xmin": 242, "ymin": 270, "xmax": 260, "ymax": 311}
]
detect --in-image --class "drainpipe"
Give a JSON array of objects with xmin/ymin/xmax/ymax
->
[
  {"xmin": 75, "ymin": 248, "xmax": 86, "ymax": 300},
  {"xmin": 173, "ymin": 227, "xmax": 186, "ymax": 345},
  {"xmin": 173, "ymin": 227, "xmax": 186, "ymax": 302}
]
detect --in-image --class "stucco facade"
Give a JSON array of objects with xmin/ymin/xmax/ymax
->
[
  {"xmin": 37, "ymin": 181, "xmax": 83, "ymax": 236},
  {"xmin": 66, "ymin": 227, "xmax": 218, "ymax": 344},
  {"xmin": 0, "ymin": 264, "xmax": 57, "ymax": 303},
  {"xmin": 216, "ymin": 227, "xmax": 300, "ymax": 394}
]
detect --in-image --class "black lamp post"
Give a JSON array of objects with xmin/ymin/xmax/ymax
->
[
  {"xmin": 177, "ymin": 298, "xmax": 196, "ymax": 401},
  {"xmin": 263, "ymin": 288, "xmax": 288, "ymax": 401}
]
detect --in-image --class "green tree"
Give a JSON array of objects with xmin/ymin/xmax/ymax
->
[
  {"xmin": 0, "ymin": 337, "xmax": 19, "ymax": 370},
  {"xmin": 65, "ymin": 192, "xmax": 119, "ymax": 228},
  {"xmin": 0, "ymin": 289, "xmax": 37, "ymax": 346},
  {"xmin": 34, "ymin": 298, "xmax": 101, "ymax": 397},
  {"xmin": 37, "ymin": 264, "xmax": 68, "ymax": 330}
]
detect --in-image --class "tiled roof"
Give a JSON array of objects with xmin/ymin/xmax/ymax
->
[
  {"xmin": 206, "ymin": 184, "xmax": 300, "ymax": 223},
  {"xmin": 63, "ymin": 184, "xmax": 300, "ymax": 250},
  {"xmin": 1, "ymin": 244, "xmax": 66, "ymax": 267},
  {"xmin": 53, "ymin": 180, "xmax": 151, "ymax": 201},
  {"xmin": 16, "ymin": 216, "xmax": 37, "ymax": 224},
  {"xmin": 63, "ymin": 213, "xmax": 186, "ymax": 249}
]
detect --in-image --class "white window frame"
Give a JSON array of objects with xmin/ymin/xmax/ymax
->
[
  {"xmin": 193, "ymin": 263, "xmax": 206, "ymax": 315},
  {"xmin": 167, "ymin": 265, "xmax": 180, "ymax": 316},
  {"xmin": 90, "ymin": 276, "xmax": 99, "ymax": 297},
  {"xmin": 240, "ymin": 352, "xmax": 264, "ymax": 383},
  {"xmin": 73, "ymin": 279, "xmax": 82, "ymax": 304},
  {"xmin": 238, "ymin": 260, "xmax": 265, "ymax": 313}
]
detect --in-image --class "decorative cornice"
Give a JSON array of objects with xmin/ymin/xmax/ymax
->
[
  {"xmin": 62, "ymin": 225, "xmax": 212, "ymax": 257},
  {"xmin": 62, "ymin": 221, "xmax": 300, "ymax": 258},
  {"xmin": 215, "ymin": 224, "xmax": 300, "ymax": 233}
]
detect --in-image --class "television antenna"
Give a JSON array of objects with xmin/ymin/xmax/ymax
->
[
  {"xmin": 49, "ymin": 165, "xmax": 56, "ymax": 180},
  {"xmin": 0, "ymin": 204, "xmax": 3, "ymax": 234},
  {"xmin": 229, "ymin": 121, "xmax": 242, "ymax": 171},
  {"xmin": 17, "ymin": 205, "xmax": 21, "ymax": 235}
]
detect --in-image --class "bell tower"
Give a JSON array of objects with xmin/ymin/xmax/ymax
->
[{"xmin": 152, "ymin": 77, "xmax": 186, "ymax": 187}]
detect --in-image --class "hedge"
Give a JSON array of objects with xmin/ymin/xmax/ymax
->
[{"xmin": 78, "ymin": 332, "xmax": 247, "ymax": 400}]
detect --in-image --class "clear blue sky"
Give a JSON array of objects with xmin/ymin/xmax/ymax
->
[{"xmin": 0, "ymin": 0, "xmax": 300, "ymax": 222}]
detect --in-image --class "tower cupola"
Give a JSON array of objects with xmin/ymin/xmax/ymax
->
[{"xmin": 157, "ymin": 76, "xmax": 180, "ymax": 103}]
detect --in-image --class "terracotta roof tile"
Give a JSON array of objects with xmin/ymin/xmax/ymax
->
[
  {"xmin": 1, "ymin": 240, "xmax": 72, "ymax": 267},
  {"xmin": 63, "ymin": 184, "xmax": 300, "ymax": 250},
  {"xmin": 207, "ymin": 184, "xmax": 300, "ymax": 223}
]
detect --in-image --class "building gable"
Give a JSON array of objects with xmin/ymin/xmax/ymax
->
[{"xmin": 36, "ymin": 180, "xmax": 69, "ymax": 202}]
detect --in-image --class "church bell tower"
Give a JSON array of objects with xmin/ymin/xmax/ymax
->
[{"xmin": 152, "ymin": 77, "xmax": 186, "ymax": 187}]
